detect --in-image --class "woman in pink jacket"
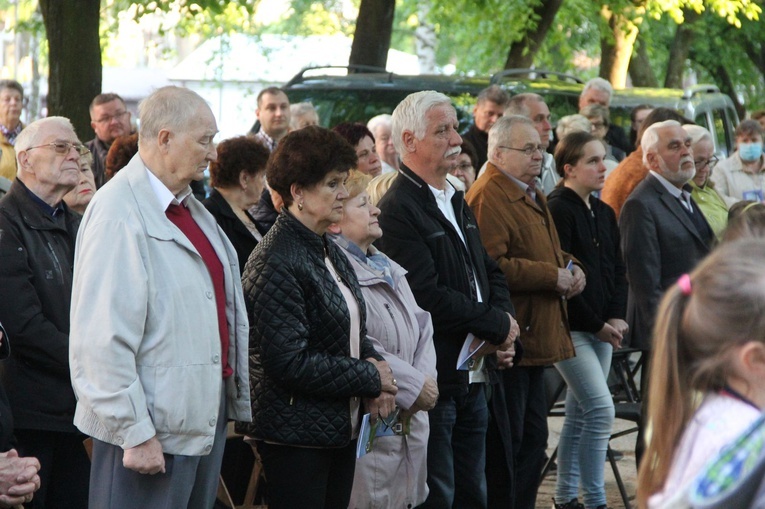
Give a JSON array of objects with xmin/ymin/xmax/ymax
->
[{"xmin": 330, "ymin": 170, "xmax": 438, "ymax": 508}]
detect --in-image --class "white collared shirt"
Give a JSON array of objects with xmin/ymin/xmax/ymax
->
[
  {"xmin": 427, "ymin": 181, "xmax": 486, "ymax": 382},
  {"xmin": 145, "ymin": 168, "xmax": 193, "ymax": 211},
  {"xmin": 650, "ymin": 170, "xmax": 693, "ymax": 212}
]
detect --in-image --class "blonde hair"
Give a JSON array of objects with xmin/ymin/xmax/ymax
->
[
  {"xmin": 367, "ymin": 172, "xmax": 398, "ymax": 206},
  {"xmin": 637, "ymin": 238, "xmax": 765, "ymax": 506},
  {"xmin": 345, "ymin": 169, "xmax": 371, "ymax": 199}
]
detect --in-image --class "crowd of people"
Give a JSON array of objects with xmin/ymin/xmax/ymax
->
[{"xmin": 0, "ymin": 75, "xmax": 764, "ymax": 509}]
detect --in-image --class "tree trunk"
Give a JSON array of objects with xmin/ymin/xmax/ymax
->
[
  {"xmin": 39, "ymin": 0, "xmax": 101, "ymax": 141},
  {"xmin": 664, "ymin": 10, "xmax": 700, "ymax": 88},
  {"xmin": 415, "ymin": 3, "xmax": 437, "ymax": 73},
  {"xmin": 628, "ymin": 35, "xmax": 659, "ymax": 87},
  {"xmin": 689, "ymin": 49, "xmax": 746, "ymax": 119},
  {"xmin": 504, "ymin": 0, "xmax": 564, "ymax": 69},
  {"xmin": 348, "ymin": 0, "xmax": 395, "ymax": 71},
  {"xmin": 600, "ymin": 6, "xmax": 641, "ymax": 88}
]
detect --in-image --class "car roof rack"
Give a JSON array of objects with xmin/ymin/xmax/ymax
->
[
  {"xmin": 490, "ymin": 68, "xmax": 584, "ymax": 85},
  {"xmin": 682, "ymin": 84, "xmax": 721, "ymax": 100},
  {"xmin": 285, "ymin": 65, "xmax": 393, "ymax": 87}
]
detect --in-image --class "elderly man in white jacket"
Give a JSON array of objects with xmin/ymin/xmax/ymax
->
[{"xmin": 69, "ymin": 86, "xmax": 251, "ymax": 509}]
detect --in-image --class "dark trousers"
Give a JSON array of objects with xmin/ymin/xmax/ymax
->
[
  {"xmin": 419, "ymin": 383, "xmax": 489, "ymax": 509},
  {"xmin": 504, "ymin": 366, "xmax": 548, "ymax": 509},
  {"xmin": 486, "ymin": 379, "xmax": 515, "ymax": 509},
  {"xmin": 14, "ymin": 428, "xmax": 90, "ymax": 509},
  {"xmin": 636, "ymin": 350, "xmax": 651, "ymax": 467},
  {"xmin": 257, "ymin": 440, "xmax": 357, "ymax": 509}
]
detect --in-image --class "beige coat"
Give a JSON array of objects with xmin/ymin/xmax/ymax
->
[
  {"xmin": 466, "ymin": 163, "xmax": 575, "ymax": 366},
  {"xmin": 0, "ymin": 131, "xmax": 17, "ymax": 181},
  {"xmin": 336, "ymin": 238, "xmax": 436, "ymax": 509}
]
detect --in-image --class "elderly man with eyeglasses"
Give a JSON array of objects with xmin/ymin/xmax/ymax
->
[
  {"xmin": 0, "ymin": 116, "xmax": 91, "ymax": 508},
  {"xmin": 86, "ymin": 92, "xmax": 133, "ymax": 188},
  {"xmin": 684, "ymin": 124, "xmax": 728, "ymax": 239},
  {"xmin": 466, "ymin": 114, "xmax": 585, "ymax": 509}
]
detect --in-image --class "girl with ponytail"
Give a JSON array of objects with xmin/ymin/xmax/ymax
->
[{"xmin": 637, "ymin": 239, "xmax": 765, "ymax": 508}]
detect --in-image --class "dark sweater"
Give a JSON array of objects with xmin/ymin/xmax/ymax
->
[
  {"xmin": 461, "ymin": 124, "xmax": 489, "ymax": 170},
  {"xmin": 547, "ymin": 186, "xmax": 627, "ymax": 333}
]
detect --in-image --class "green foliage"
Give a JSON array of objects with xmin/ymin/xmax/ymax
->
[
  {"xmin": 261, "ymin": 0, "xmax": 358, "ymax": 36},
  {"xmin": 645, "ymin": 0, "xmax": 761, "ymax": 26},
  {"xmin": 105, "ymin": 0, "xmax": 261, "ymax": 37}
]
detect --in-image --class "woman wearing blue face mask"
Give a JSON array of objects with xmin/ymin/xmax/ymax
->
[{"xmin": 711, "ymin": 120, "xmax": 765, "ymax": 206}]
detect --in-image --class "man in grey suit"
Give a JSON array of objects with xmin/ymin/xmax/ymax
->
[{"xmin": 620, "ymin": 119, "xmax": 714, "ymax": 463}]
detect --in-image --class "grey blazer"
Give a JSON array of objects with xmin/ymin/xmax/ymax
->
[{"xmin": 619, "ymin": 173, "xmax": 713, "ymax": 350}]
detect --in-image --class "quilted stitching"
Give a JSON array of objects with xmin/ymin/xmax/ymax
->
[{"xmin": 236, "ymin": 213, "xmax": 383, "ymax": 447}]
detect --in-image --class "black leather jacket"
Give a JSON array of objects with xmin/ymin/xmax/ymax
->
[
  {"xmin": 238, "ymin": 212, "xmax": 383, "ymax": 447},
  {"xmin": 0, "ymin": 180, "xmax": 80, "ymax": 432}
]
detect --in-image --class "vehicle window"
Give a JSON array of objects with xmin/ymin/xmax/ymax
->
[
  {"xmin": 286, "ymin": 89, "xmax": 476, "ymax": 131},
  {"xmin": 722, "ymin": 107, "xmax": 738, "ymax": 157},
  {"xmin": 695, "ymin": 109, "xmax": 731, "ymax": 157},
  {"xmin": 534, "ymin": 92, "xmax": 579, "ymax": 125}
]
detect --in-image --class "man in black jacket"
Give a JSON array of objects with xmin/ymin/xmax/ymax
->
[
  {"xmin": 0, "ymin": 323, "xmax": 42, "ymax": 507},
  {"xmin": 377, "ymin": 91, "xmax": 519, "ymax": 509},
  {"xmin": 0, "ymin": 117, "xmax": 90, "ymax": 508},
  {"xmin": 579, "ymin": 78, "xmax": 632, "ymax": 155},
  {"xmin": 462, "ymin": 85, "xmax": 509, "ymax": 170}
]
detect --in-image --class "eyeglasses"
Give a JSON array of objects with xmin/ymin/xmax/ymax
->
[
  {"xmin": 498, "ymin": 145, "xmax": 545, "ymax": 157},
  {"xmin": 694, "ymin": 156, "xmax": 719, "ymax": 170},
  {"xmin": 93, "ymin": 111, "xmax": 129, "ymax": 124},
  {"xmin": 454, "ymin": 162, "xmax": 474, "ymax": 172},
  {"xmin": 26, "ymin": 141, "xmax": 90, "ymax": 156}
]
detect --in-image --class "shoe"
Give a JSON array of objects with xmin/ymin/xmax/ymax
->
[{"xmin": 552, "ymin": 498, "xmax": 584, "ymax": 509}]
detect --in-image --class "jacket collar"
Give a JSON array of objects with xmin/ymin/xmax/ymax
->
[
  {"xmin": 484, "ymin": 162, "xmax": 548, "ymax": 213},
  {"xmin": 5, "ymin": 179, "xmax": 76, "ymax": 232},
  {"xmin": 548, "ymin": 185, "xmax": 591, "ymax": 208},
  {"xmin": 331, "ymin": 234, "xmax": 403, "ymax": 287},
  {"xmin": 120, "ymin": 154, "xmax": 232, "ymax": 264},
  {"xmin": 273, "ymin": 209, "xmax": 330, "ymax": 256},
  {"xmin": 644, "ymin": 173, "xmax": 710, "ymax": 247}
]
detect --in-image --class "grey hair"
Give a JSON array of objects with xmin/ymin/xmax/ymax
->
[
  {"xmin": 556, "ymin": 114, "xmax": 592, "ymax": 140},
  {"xmin": 476, "ymin": 85, "xmax": 509, "ymax": 107},
  {"xmin": 488, "ymin": 115, "xmax": 534, "ymax": 164},
  {"xmin": 367, "ymin": 113, "xmax": 392, "ymax": 137},
  {"xmin": 391, "ymin": 91, "xmax": 452, "ymax": 156},
  {"xmin": 580, "ymin": 103, "xmax": 611, "ymax": 126},
  {"xmin": 289, "ymin": 102, "xmax": 317, "ymax": 129},
  {"xmin": 582, "ymin": 77, "xmax": 613, "ymax": 99},
  {"xmin": 138, "ymin": 86, "xmax": 210, "ymax": 141},
  {"xmin": 683, "ymin": 124, "xmax": 713, "ymax": 146},
  {"xmin": 505, "ymin": 93, "xmax": 544, "ymax": 118},
  {"xmin": 642, "ymin": 119, "xmax": 682, "ymax": 167},
  {"xmin": 15, "ymin": 116, "xmax": 76, "ymax": 155}
]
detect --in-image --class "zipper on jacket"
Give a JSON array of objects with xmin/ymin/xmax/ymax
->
[
  {"xmin": 383, "ymin": 303, "xmax": 401, "ymax": 355},
  {"xmin": 46, "ymin": 241, "xmax": 65, "ymax": 285}
]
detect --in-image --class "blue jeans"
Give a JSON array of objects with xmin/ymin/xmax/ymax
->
[
  {"xmin": 419, "ymin": 383, "xmax": 488, "ymax": 509},
  {"xmin": 554, "ymin": 331, "xmax": 615, "ymax": 508}
]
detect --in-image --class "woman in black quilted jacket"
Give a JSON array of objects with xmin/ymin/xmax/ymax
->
[{"xmin": 239, "ymin": 126, "xmax": 399, "ymax": 509}]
